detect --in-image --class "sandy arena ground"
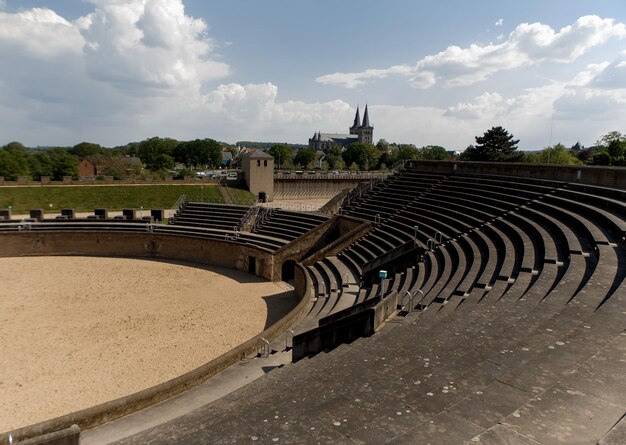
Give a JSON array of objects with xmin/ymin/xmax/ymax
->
[{"xmin": 0, "ymin": 256, "xmax": 295, "ymax": 432}]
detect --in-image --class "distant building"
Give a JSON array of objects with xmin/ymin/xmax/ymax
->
[
  {"xmin": 78, "ymin": 159, "xmax": 96, "ymax": 177},
  {"xmin": 241, "ymin": 149, "xmax": 274, "ymax": 202},
  {"xmin": 309, "ymin": 105, "xmax": 374, "ymax": 152}
]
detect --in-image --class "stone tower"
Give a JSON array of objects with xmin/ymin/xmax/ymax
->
[
  {"xmin": 356, "ymin": 104, "xmax": 373, "ymax": 145},
  {"xmin": 241, "ymin": 149, "xmax": 274, "ymax": 202}
]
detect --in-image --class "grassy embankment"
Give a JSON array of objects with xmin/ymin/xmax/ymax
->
[{"xmin": 0, "ymin": 184, "xmax": 257, "ymax": 214}]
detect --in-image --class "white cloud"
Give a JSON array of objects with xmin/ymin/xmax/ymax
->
[
  {"xmin": 0, "ymin": 8, "xmax": 84, "ymax": 58},
  {"xmin": 316, "ymin": 65, "xmax": 413, "ymax": 89},
  {"xmin": 495, "ymin": 19, "xmax": 503, "ymax": 27},
  {"xmin": 589, "ymin": 56, "xmax": 626, "ymax": 88},
  {"xmin": 316, "ymin": 15, "xmax": 626, "ymax": 89},
  {"xmin": 0, "ymin": 4, "xmax": 624, "ymax": 152},
  {"xmin": 441, "ymin": 62, "xmax": 626, "ymax": 148},
  {"xmin": 79, "ymin": 0, "xmax": 229, "ymax": 93}
]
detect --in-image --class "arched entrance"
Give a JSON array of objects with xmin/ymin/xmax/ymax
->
[{"xmin": 281, "ymin": 260, "xmax": 296, "ymax": 282}]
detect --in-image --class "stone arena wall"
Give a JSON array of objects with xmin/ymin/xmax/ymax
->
[{"xmin": 0, "ymin": 231, "xmax": 275, "ymax": 280}]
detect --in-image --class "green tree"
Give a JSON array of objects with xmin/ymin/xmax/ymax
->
[
  {"xmin": 607, "ymin": 139, "xmax": 625, "ymax": 160},
  {"xmin": 69, "ymin": 142, "xmax": 103, "ymax": 159},
  {"xmin": 420, "ymin": 145, "xmax": 449, "ymax": 160},
  {"xmin": 0, "ymin": 142, "xmax": 31, "ymax": 180},
  {"xmin": 137, "ymin": 137, "xmax": 178, "ymax": 170},
  {"xmin": 342, "ymin": 142, "xmax": 380, "ymax": 170},
  {"xmin": 268, "ymin": 144, "xmax": 293, "ymax": 169},
  {"xmin": 596, "ymin": 131, "xmax": 625, "ymax": 147},
  {"xmin": 465, "ymin": 126, "xmax": 523, "ymax": 162},
  {"xmin": 590, "ymin": 131, "xmax": 626, "ymax": 165},
  {"xmin": 50, "ymin": 151, "xmax": 80, "ymax": 180},
  {"xmin": 293, "ymin": 148, "xmax": 316, "ymax": 168},
  {"xmin": 396, "ymin": 144, "xmax": 418, "ymax": 161},
  {"xmin": 173, "ymin": 138, "xmax": 221, "ymax": 169},
  {"xmin": 376, "ymin": 139, "xmax": 389, "ymax": 152},
  {"xmin": 591, "ymin": 150, "xmax": 611, "ymax": 166},
  {"xmin": 28, "ymin": 151, "xmax": 54, "ymax": 180},
  {"xmin": 526, "ymin": 144, "xmax": 582, "ymax": 165}
]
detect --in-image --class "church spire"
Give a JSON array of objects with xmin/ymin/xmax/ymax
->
[
  {"xmin": 361, "ymin": 104, "xmax": 371, "ymax": 128},
  {"xmin": 351, "ymin": 106, "xmax": 361, "ymax": 130}
]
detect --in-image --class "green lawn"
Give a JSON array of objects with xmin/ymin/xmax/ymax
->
[
  {"xmin": 0, "ymin": 184, "xmax": 225, "ymax": 213},
  {"xmin": 228, "ymin": 186, "xmax": 258, "ymax": 206}
]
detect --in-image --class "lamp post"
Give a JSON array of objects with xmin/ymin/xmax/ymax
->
[
  {"xmin": 413, "ymin": 225, "xmax": 419, "ymax": 247},
  {"xmin": 277, "ymin": 153, "xmax": 281, "ymax": 172}
]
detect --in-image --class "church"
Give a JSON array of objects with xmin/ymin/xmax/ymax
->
[{"xmin": 308, "ymin": 105, "xmax": 373, "ymax": 152}]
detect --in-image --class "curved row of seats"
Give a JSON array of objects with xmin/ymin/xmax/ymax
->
[
  {"xmin": 289, "ymin": 167, "xmax": 625, "ymax": 351},
  {"xmin": 252, "ymin": 209, "xmax": 328, "ymax": 243},
  {"xmin": 169, "ymin": 202, "xmax": 250, "ymax": 231},
  {"xmin": 108, "ymin": 167, "xmax": 626, "ymax": 444},
  {"xmin": 333, "ymin": 170, "xmax": 625, "ymax": 317}
]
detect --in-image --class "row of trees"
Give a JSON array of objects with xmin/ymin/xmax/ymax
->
[
  {"xmin": 462, "ymin": 126, "xmax": 626, "ymax": 166},
  {"xmin": 270, "ymin": 127, "xmax": 625, "ymax": 172},
  {"xmin": 2, "ymin": 129, "xmax": 623, "ymax": 180},
  {"xmin": 0, "ymin": 137, "xmax": 231, "ymax": 181},
  {"xmin": 460, "ymin": 126, "xmax": 626, "ymax": 166},
  {"xmin": 269, "ymin": 142, "xmax": 449, "ymax": 171},
  {"xmin": 0, "ymin": 142, "xmax": 80, "ymax": 181},
  {"xmin": 134, "ymin": 137, "xmax": 224, "ymax": 171}
]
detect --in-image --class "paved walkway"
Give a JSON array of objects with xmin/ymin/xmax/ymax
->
[{"xmin": 82, "ymin": 351, "xmax": 293, "ymax": 445}]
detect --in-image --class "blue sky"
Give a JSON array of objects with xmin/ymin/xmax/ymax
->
[{"xmin": 0, "ymin": 1, "xmax": 625, "ymax": 150}]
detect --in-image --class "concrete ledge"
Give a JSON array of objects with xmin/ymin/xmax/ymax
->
[
  {"xmin": 2, "ymin": 425, "xmax": 80, "ymax": 445},
  {"xmin": 292, "ymin": 291, "xmax": 398, "ymax": 361},
  {"xmin": 404, "ymin": 160, "xmax": 626, "ymax": 189}
]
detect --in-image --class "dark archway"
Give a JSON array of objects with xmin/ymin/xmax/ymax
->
[{"xmin": 281, "ymin": 260, "xmax": 296, "ymax": 282}]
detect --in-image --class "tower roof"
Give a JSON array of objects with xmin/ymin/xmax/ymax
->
[
  {"xmin": 244, "ymin": 149, "xmax": 273, "ymax": 159},
  {"xmin": 351, "ymin": 106, "xmax": 361, "ymax": 130},
  {"xmin": 361, "ymin": 104, "xmax": 372, "ymax": 128}
]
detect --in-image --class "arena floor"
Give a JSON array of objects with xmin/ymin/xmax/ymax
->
[{"xmin": 0, "ymin": 256, "xmax": 295, "ymax": 432}]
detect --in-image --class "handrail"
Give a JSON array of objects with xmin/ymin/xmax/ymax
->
[
  {"xmin": 391, "ymin": 159, "xmax": 406, "ymax": 171},
  {"xmin": 342, "ymin": 273, "xmax": 350, "ymax": 287},
  {"xmin": 414, "ymin": 289, "xmax": 425, "ymax": 310},
  {"xmin": 172, "ymin": 194, "xmax": 187, "ymax": 213},
  {"xmin": 317, "ymin": 282, "xmax": 326, "ymax": 297},
  {"xmin": 401, "ymin": 290, "xmax": 412, "ymax": 312},
  {"xmin": 426, "ymin": 239, "xmax": 434, "ymax": 251},
  {"xmin": 435, "ymin": 231, "xmax": 443, "ymax": 244},
  {"xmin": 239, "ymin": 206, "xmax": 255, "ymax": 227},
  {"xmin": 257, "ymin": 337, "xmax": 270, "ymax": 358},
  {"xmin": 285, "ymin": 329, "xmax": 295, "ymax": 350}
]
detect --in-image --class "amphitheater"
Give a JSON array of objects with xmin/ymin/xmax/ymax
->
[{"xmin": 0, "ymin": 160, "xmax": 625, "ymax": 445}]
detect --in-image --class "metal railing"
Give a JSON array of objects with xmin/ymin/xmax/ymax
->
[
  {"xmin": 435, "ymin": 231, "xmax": 443, "ymax": 243},
  {"xmin": 285, "ymin": 329, "xmax": 295, "ymax": 350},
  {"xmin": 172, "ymin": 194, "xmax": 187, "ymax": 213},
  {"xmin": 414, "ymin": 289, "xmax": 425, "ymax": 310},
  {"xmin": 257, "ymin": 337, "xmax": 270, "ymax": 358}
]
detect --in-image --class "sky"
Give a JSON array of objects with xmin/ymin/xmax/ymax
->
[{"xmin": 0, "ymin": 1, "xmax": 625, "ymax": 150}]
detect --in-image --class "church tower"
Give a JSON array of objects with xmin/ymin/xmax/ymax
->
[
  {"xmin": 357, "ymin": 104, "xmax": 373, "ymax": 145},
  {"xmin": 349, "ymin": 106, "xmax": 361, "ymax": 136}
]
